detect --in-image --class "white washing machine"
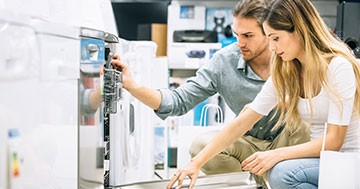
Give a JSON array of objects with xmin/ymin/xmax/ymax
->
[
  {"xmin": 78, "ymin": 27, "xmax": 106, "ymax": 186},
  {"xmin": 110, "ymin": 40, "xmax": 167, "ymax": 187},
  {"xmin": 0, "ymin": 11, "xmax": 80, "ymax": 189},
  {"xmin": 0, "ymin": 11, "xmax": 40, "ymax": 189},
  {"xmin": 30, "ymin": 19, "xmax": 80, "ymax": 189}
]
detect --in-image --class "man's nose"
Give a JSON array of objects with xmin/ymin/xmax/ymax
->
[{"xmin": 237, "ymin": 39, "xmax": 246, "ymax": 48}]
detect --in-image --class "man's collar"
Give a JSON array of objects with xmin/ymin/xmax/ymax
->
[
  {"xmin": 237, "ymin": 57, "xmax": 247, "ymax": 72},
  {"xmin": 237, "ymin": 58, "xmax": 264, "ymax": 81}
]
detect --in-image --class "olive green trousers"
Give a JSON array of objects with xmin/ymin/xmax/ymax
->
[{"xmin": 189, "ymin": 124, "xmax": 310, "ymax": 175}]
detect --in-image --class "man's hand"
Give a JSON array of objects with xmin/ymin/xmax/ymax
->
[{"xmin": 110, "ymin": 54, "xmax": 137, "ymax": 90}]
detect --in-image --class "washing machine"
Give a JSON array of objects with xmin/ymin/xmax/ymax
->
[
  {"xmin": 0, "ymin": 11, "xmax": 80, "ymax": 189},
  {"xmin": 78, "ymin": 27, "xmax": 107, "ymax": 186},
  {"xmin": 109, "ymin": 40, "xmax": 161, "ymax": 187}
]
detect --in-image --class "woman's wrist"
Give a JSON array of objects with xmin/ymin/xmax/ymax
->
[{"xmin": 273, "ymin": 148, "xmax": 287, "ymax": 162}]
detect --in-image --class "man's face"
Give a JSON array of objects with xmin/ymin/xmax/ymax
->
[{"xmin": 232, "ymin": 17, "xmax": 269, "ymax": 61}]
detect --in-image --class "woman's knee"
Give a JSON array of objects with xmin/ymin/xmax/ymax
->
[
  {"xmin": 268, "ymin": 159, "xmax": 319, "ymax": 189},
  {"xmin": 269, "ymin": 161, "xmax": 293, "ymax": 188}
]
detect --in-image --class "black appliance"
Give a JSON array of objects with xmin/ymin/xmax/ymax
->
[
  {"xmin": 173, "ymin": 30, "xmax": 218, "ymax": 43},
  {"xmin": 336, "ymin": 1, "xmax": 360, "ymax": 58}
]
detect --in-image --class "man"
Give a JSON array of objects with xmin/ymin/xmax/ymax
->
[{"xmin": 111, "ymin": 0, "xmax": 309, "ymax": 181}]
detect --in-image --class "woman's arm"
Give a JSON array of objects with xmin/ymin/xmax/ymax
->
[
  {"xmin": 167, "ymin": 108, "xmax": 263, "ymax": 189},
  {"xmin": 242, "ymin": 123, "xmax": 348, "ymax": 175},
  {"xmin": 275, "ymin": 123, "xmax": 347, "ymax": 157}
]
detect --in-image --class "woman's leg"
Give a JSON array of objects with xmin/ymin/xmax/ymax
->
[{"xmin": 268, "ymin": 158, "xmax": 319, "ymax": 189}]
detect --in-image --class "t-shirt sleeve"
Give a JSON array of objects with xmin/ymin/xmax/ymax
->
[
  {"xmin": 249, "ymin": 76, "xmax": 278, "ymax": 116},
  {"xmin": 326, "ymin": 57, "xmax": 356, "ymax": 125}
]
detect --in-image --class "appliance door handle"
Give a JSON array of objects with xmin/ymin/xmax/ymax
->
[
  {"xmin": 122, "ymin": 103, "xmax": 135, "ymax": 167},
  {"xmin": 87, "ymin": 44, "xmax": 100, "ymax": 52}
]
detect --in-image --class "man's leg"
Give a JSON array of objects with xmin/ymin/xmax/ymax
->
[
  {"xmin": 268, "ymin": 121, "xmax": 311, "ymax": 150},
  {"xmin": 189, "ymin": 130, "xmax": 257, "ymax": 174},
  {"xmin": 189, "ymin": 123, "xmax": 311, "ymax": 186},
  {"xmin": 261, "ymin": 122, "xmax": 311, "ymax": 188}
]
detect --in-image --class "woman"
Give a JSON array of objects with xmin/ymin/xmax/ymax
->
[
  {"xmin": 249, "ymin": 0, "xmax": 360, "ymax": 188},
  {"xmin": 167, "ymin": 0, "xmax": 360, "ymax": 188}
]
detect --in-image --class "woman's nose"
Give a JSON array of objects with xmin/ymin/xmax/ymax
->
[{"xmin": 269, "ymin": 42, "xmax": 276, "ymax": 52}]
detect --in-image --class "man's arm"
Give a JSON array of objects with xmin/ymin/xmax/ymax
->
[
  {"xmin": 111, "ymin": 54, "xmax": 162, "ymax": 110},
  {"xmin": 111, "ymin": 54, "xmax": 219, "ymax": 118},
  {"xmin": 126, "ymin": 83, "xmax": 162, "ymax": 110}
]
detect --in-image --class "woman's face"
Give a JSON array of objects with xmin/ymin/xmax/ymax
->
[{"xmin": 262, "ymin": 21, "xmax": 305, "ymax": 63}]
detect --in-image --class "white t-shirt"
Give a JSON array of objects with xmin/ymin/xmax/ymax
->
[{"xmin": 250, "ymin": 56, "xmax": 360, "ymax": 151}]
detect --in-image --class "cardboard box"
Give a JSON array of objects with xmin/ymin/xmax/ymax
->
[
  {"xmin": 137, "ymin": 23, "xmax": 168, "ymax": 57},
  {"xmin": 152, "ymin": 24, "xmax": 167, "ymax": 57}
]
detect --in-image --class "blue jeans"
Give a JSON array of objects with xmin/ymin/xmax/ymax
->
[{"xmin": 268, "ymin": 158, "xmax": 319, "ymax": 189}]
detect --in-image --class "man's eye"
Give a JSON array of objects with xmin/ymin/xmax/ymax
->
[{"xmin": 273, "ymin": 37, "xmax": 279, "ymax": 41}]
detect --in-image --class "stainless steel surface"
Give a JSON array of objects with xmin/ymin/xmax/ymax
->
[
  {"xmin": 80, "ymin": 27, "xmax": 105, "ymax": 40},
  {"xmin": 104, "ymin": 33, "xmax": 119, "ymax": 43},
  {"xmin": 116, "ymin": 172, "xmax": 260, "ymax": 189}
]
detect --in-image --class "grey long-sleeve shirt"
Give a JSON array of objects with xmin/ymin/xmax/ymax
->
[{"xmin": 155, "ymin": 42, "xmax": 283, "ymax": 141}]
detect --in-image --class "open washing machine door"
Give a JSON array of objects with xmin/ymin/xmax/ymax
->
[
  {"xmin": 78, "ymin": 27, "xmax": 106, "ymax": 186},
  {"xmin": 117, "ymin": 172, "xmax": 260, "ymax": 189}
]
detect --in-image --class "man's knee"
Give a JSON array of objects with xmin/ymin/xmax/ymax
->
[
  {"xmin": 189, "ymin": 131, "xmax": 248, "ymax": 174},
  {"xmin": 189, "ymin": 131, "xmax": 218, "ymax": 158},
  {"xmin": 288, "ymin": 122, "xmax": 311, "ymax": 145}
]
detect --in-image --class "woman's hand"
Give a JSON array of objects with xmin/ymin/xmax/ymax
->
[
  {"xmin": 167, "ymin": 161, "xmax": 200, "ymax": 189},
  {"xmin": 241, "ymin": 150, "xmax": 281, "ymax": 176}
]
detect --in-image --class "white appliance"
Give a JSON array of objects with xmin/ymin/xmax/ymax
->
[
  {"xmin": 32, "ymin": 19, "xmax": 80, "ymax": 189},
  {"xmin": 0, "ymin": 0, "xmax": 117, "ymax": 36},
  {"xmin": 0, "ymin": 11, "xmax": 37, "ymax": 189},
  {"xmin": 77, "ymin": 29, "xmax": 123, "ymax": 189},
  {"xmin": 78, "ymin": 38, "xmax": 168, "ymax": 188},
  {"xmin": 78, "ymin": 27, "xmax": 107, "ymax": 186},
  {"xmin": 109, "ymin": 40, "xmax": 168, "ymax": 186},
  {"xmin": 0, "ymin": 11, "xmax": 79, "ymax": 189}
]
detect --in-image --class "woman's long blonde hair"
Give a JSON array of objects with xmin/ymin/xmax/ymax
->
[{"xmin": 263, "ymin": 0, "xmax": 360, "ymax": 129}]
